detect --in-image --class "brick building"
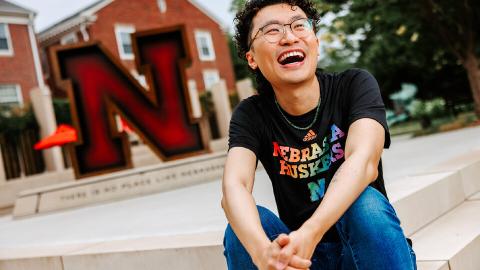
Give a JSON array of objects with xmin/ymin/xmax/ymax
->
[
  {"xmin": 38, "ymin": 0, "xmax": 236, "ymax": 96},
  {"xmin": 0, "ymin": 0, "xmax": 44, "ymax": 107}
]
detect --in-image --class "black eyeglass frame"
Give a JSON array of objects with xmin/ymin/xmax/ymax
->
[{"xmin": 247, "ymin": 18, "xmax": 314, "ymax": 50}]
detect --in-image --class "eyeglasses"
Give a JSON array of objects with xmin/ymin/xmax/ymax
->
[{"xmin": 248, "ymin": 18, "xmax": 314, "ymax": 49}]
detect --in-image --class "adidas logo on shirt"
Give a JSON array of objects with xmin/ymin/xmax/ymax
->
[{"xmin": 303, "ymin": 129, "xmax": 317, "ymax": 142}]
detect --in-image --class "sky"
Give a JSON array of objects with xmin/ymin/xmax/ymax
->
[{"xmin": 9, "ymin": 0, "xmax": 236, "ymax": 32}]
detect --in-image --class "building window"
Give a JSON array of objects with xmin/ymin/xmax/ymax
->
[
  {"xmin": 195, "ymin": 30, "xmax": 215, "ymax": 61},
  {"xmin": 157, "ymin": 0, "xmax": 167, "ymax": 13},
  {"xmin": 0, "ymin": 23, "xmax": 13, "ymax": 56},
  {"xmin": 60, "ymin": 32, "xmax": 78, "ymax": 45},
  {"xmin": 0, "ymin": 84, "xmax": 22, "ymax": 106},
  {"xmin": 202, "ymin": 69, "xmax": 220, "ymax": 91},
  {"xmin": 115, "ymin": 25, "xmax": 135, "ymax": 60}
]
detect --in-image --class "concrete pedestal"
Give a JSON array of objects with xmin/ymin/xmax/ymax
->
[
  {"xmin": 211, "ymin": 80, "xmax": 232, "ymax": 138},
  {"xmin": 236, "ymin": 78, "xmax": 256, "ymax": 101},
  {"xmin": 0, "ymin": 144, "xmax": 5, "ymax": 185},
  {"xmin": 29, "ymin": 87, "xmax": 64, "ymax": 172}
]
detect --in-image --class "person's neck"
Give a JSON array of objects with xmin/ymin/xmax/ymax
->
[{"xmin": 272, "ymin": 77, "xmax": 320, "ymax": 116}]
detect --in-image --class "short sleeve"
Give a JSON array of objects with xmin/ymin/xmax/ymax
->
[
  {"xmin": 345, "ymin": 69, "xmax": 391, "ymax": 148},
  {"xmin": 228, "ymin": 98, "xmax": 262, "ymax": 156}
]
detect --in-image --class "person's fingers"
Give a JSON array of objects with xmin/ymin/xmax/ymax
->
[
  {"xmin": 288, "ymin": 254, "xmax": 312, "ymax": 269},
  {"xmin": 273, "ymin": 234, "xmax": 290, "ymax": 269},
  {"xmin": 277, "ymin": 242, "xmax": 295, "ymax": 269},
  {"xmin": 276, "ymin": 233, "xmax": 290, "ymax": 247},
  {"xmin": 284, "ymin": 266, "xmax": 308, "ymax": 270},
  {"xmin": 267, "ymin": 239, "xmax": 282, "ymax": 269}
]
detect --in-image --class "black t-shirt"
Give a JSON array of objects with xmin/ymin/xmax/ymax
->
[{"xmin": 228, "ymin": 69, "xmax": 390, "ymax": 242}]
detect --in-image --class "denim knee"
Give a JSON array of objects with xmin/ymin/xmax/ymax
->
[
  {"xmin": 223, "ymin": 206, "xmax": 290, "ymax": 270},
  {"xmin": 224, "ymin": 205, "xmax": 290, "ymax": 245},
  {"xmin": 337, "ymin": 186, "xmax": 403, "ymax": 240},
  {"xmin": 335, "ymin": 187, "xmax": 414, "ymax": 270},
  {"xmin": 256, "ymin": 206, "xmax": 291, "ymax": 239}
]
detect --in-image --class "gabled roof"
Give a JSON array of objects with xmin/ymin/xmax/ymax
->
[
  {"xmin": 188, "ymin": 0, "xmax": 226, "ymax": 29},
  {"xmin": 39, "ymin": 0, "xmax": 105, "ymax": 34},
  {"xmin": 38, "ymin": 0, "xmax": 227, "ymax": 43},
  {"xmin": 0, "ymin": 0, "xmax": 36, "ymax": 17},
  {"xmin": 38, "ymin": 0, "xmax": 111, "ymax": 43}
]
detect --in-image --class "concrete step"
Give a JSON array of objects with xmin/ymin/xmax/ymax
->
[
  {"xmin": 388, "ymin": 172, "xmax": 465, "ymax": 236},
  {"xmin": 424, "ymin": 149, "xmax": 480, "ymax": 198},
  {"xmin": 412, "ymin": 199, "xmax": 480, "ymax": 270},
  {"xmin": 388, "ymin": 156, "xmax": 480, "ymax": 236},
  {"xmin": 0, "ymin": 232, "xmax": 225, "ymax": 270},
  {"xmin": 417, "ymin": 261, "xmax": 449, "ymax": 270}
]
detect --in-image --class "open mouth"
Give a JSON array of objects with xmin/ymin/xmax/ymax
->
[{"xmin": 278, "ymin": 50, "xmax": 306, "ymax": 66}]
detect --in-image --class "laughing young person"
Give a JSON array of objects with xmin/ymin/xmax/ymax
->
[{"xmin": 221, "ymin": 0, "xmax": 417, "ymax": 270}]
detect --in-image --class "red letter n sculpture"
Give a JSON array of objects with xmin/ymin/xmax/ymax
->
[{"xmin": 50, "ymin": 26, "xmax": 209, "ymax": 179}]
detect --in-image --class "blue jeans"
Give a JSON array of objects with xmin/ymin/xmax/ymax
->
[{"xmin": 223, "ymin": 187, "xmax": 417, "ymax": 270}]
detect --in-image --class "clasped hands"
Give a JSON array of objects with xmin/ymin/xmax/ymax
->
[{"xmin": 255, "ymin": 229, "xmax": 319, "ymax": 270}]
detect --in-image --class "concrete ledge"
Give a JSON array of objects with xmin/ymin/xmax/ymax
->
[
  {"xmin": 426, "ymin": 151, "xmax": 480, "ymax": 197},
  {"xmin": 12, "ymin": 195, "xmax": 38, "ymax": 217},
  {"xmin": 0, "ymin": 232, "xmax": 227, "ymax": 270},
  {"xmin": 388, "ymin": 172, "xmax": 465, "ymax": 236},
  {"xmin": 0, "ymin": 170, "xmax": 74, "ymax": 209},
  {"xmin": 13, "ymin": 152, "xmax": 227, "ymax": 218},
  {"xmin": 67, "ymin": 231, "xmax": 224, "ymax": 256},
  {"xmin": 417, "ymin": 261, "xmax": 449, "ymax": 270},
  {"xmin": 63, "ymin": 245, "xmax": 226, "ymax": 270},
  {"xmin": 468, "ymin": 192, "xmax": 480, "ymax": 201},
  {"xmin": 412, "ymin": 201, "xmax": 480, "ymax": 270},
  {"xmin": 0, "ymin": 257, "xmax": 63, "ymax": 270},
  {"xmin": 0, "ymin": 243, "xmax": 97, "ymax": 261}
]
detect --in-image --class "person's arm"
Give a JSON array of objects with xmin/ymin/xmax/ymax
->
[
  {"xmin": 222, "ymin": 147, "xmax": 269, "ymax": 262},
  {"xmin": 222, "ymin": 147, "xmax": 311, "ymax": 270},
  {"xmin": 278, "ymin": 118, "xmax": 385, "ymax": 265}
]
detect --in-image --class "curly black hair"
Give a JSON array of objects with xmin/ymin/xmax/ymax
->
[{"xmin": 233, "ymin": 0, "xmax": 321, "ymax": 95}]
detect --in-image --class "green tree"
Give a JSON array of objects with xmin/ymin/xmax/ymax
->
[
  {"xmin": 228, "ymin": 33, "xmax": 253, "ymax": 81},
  {"xmin": 230, "ymin": 0, "xmax": 245, "ymax": 13},
  {"xmin": 230, "ymin": 0, "xmax": 480, "ymax": 116},
  {"xmin": 326, "ymin": 0, "xmax": 480, "ymax": 116}
]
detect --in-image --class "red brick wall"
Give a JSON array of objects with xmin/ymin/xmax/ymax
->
[
  {"xmin": 87, "ymin": 0, "xmax": 235, "ymax": 92},
  {"xmin": 0, "ymin": 24, "xmax": 38, "ymax": 104}
]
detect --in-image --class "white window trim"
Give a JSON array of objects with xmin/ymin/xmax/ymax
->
[
  {"xmin": 195, "ymin": 30, "xmax": 215, "ymax": 61},
  {"xmin": 0, "ymin": 16, "xmax": 30, "ymax": 25},
  {"xmin": 0, "ymin": 23, "xmax": 14, "ymax": 57},
  {"xmin": 157, "ymin": 0, "xmax": 167, "ymax": 13},
  {"xmin": 202, "ymin": 69, "xmax": 220, "ymax": 91},
  {"xmin": 60, "ymin": 32, "xmax": 79, "ymax": 45},
  {"xmin": 114, "ymin": 24, "xmax": 135, "ymax": 60},
  {"xmin": 0, "ymin": 84, "xmax": 23, "ymax": 106}
]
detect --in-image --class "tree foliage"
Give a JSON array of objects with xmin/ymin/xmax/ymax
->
[
  {"xmin": 227, "ymin": 33, "xmax": 252, "ymax": 81},
  {"xmin": 230, "ymin": 0, "xmax": 480, "ymax": 114},
  {"xmin": 324, "ymin": 0, "xmax": 479, "ymax": 108}
]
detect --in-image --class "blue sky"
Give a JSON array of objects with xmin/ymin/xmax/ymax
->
[{"xmin": 10, "ymin": 0, "xmax": 235, "ymax": 32}]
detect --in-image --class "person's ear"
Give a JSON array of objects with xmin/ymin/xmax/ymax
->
[{"xmin": 246, "ymin": 51, "xmax": 257, "ymax": 70}]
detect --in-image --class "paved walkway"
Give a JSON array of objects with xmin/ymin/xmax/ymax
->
[{"xmin": 0, "ymin": 126, "xmax": 479, "ymax": 252}]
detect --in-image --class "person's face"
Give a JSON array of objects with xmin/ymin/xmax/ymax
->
[{"xmin": 246, "ymin": 4, "xmax": 319, "ymax": 88}]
